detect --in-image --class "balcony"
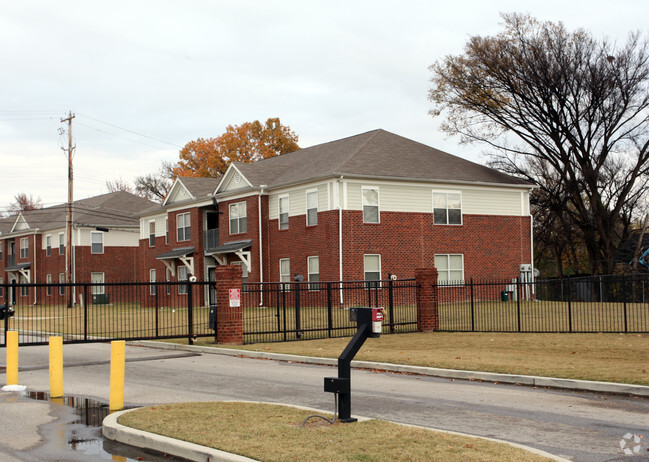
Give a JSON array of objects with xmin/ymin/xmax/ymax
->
[{"xmin": 204, "ymin": 228, "xmax": 220, "ymax": 251}]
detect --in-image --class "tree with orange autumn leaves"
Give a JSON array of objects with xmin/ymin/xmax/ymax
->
[{"xmin": 173, "ymin": 118, "xmax": 300, "ymax": 178}]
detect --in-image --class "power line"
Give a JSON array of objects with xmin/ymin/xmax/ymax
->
[{"xmin": 75, "ymin": 112, "xmax": 182, "ymax": 148}]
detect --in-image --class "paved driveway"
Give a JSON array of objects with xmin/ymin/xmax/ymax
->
[{"xmin": 2, "ymin": 342, "xmax": 648, "ymax": 461}]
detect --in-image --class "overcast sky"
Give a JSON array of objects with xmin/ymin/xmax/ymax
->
[{"xmin": 1, "ymin": 0, "xmax": 647, "ymax": 211}]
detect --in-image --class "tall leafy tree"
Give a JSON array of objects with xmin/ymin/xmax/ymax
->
[
  {"xmin": 174, "ymin": 118, "xmax": 300, "ymax": 178},
  {"xmin": 429, "ymin": 13, "xmax": 649, "ymax": 274}
]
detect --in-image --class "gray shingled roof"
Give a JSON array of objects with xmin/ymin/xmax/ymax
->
[
  {"xmin": 0, "ymin": 191, "xmax": 156, "ymax": 234},
  {"xmin": 177, "ymin": 177, "xmax": 219, "ymax": 199},
  {"xmin": 232, "ymin": 129, "xmax": 531, "ymax": 188}
]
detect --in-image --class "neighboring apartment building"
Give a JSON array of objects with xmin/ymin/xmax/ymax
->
[
  {"xmin": 0, "ymin": 191, "xmax": 155, "ymax": 305},
  {"xmin": 137, "ymin": 129, "xmax": 534, "ymax": 305}
]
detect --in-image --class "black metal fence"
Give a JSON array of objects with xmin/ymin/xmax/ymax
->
[
  {"xmin": 437, "ymin": 274, "xmax": 649, "ymax": 333},
  {"xmin": 241, "ymin": 279, "xmax": 418, "ymax": 343},
  {"xmin": 2, "ymin": 274, "xmax": 648, "ymax": 346}
]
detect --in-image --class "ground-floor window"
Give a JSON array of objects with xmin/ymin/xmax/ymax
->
[
  {"xmin": 59, "ymin": 273, "xmax": 65, "ymax": 295},
  {"xmin": 435, "ymin": 254, "xmax": 464, "ymax": 283},
  {"xmin": 307, "ymin": 256, "xmax": 320, "ymax": 290},
  {"xmin": 178, "ymin": 266, "xmax": 188, "ymax": 295},
  {"xmin": 46, "ymin": 274, "xmax": 52, "ymax": 296},
  {"xmin": 150, "ymin": 269, "xmax": 156, "ymax": 295},
  {"xmin": 364, "ymin": 254, "xmax": 381, "ymax": 289},
  {"xmin": 20, "ymin": 275, "xmax": 29, "ymax": 297},
  {"xmin": 91, "ymin": 273, "xmax": 105, "ymax": 295},
  {"xmin": 279, "ymin": 258, "xmax": 291, "ymax": 291}
]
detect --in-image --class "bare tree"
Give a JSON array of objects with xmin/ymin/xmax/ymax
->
[
  {"xmin": 134, "ymin": 161, "xmax": 175, "ymax": 203},
  {"xmin": 8, "ymin": 193, "xmax": 43, "ymax": 214},
  {"xmin": 106, "ymin": 178, "xmax": 134, "ymax": 194},
  {"xmin": 429, "ymin": 13, "xmax": 649, "ymax": 274}
]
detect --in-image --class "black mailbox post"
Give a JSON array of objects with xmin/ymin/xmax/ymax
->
[{"xmin": 324, "ymin": 307, "xmax": 384, "ymax": 423}]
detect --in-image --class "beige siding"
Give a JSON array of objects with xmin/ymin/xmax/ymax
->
[
  {"xmin": 268, "ymin": 183, "xmax": 330, "ymax": 219},
  {"xmin": 344, "ymin": 180, "xmax": 527, "ymax": 216},
  {"xmin": 79, "ymin": 229, "xmax": 140, "ymax": 248}
]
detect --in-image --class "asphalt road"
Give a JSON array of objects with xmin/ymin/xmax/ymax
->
[{"xmin": 2, "ymin": 342, "xmax": 648, "ymax": 461}]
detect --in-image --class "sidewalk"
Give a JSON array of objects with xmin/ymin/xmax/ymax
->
[{"xmin": 132, "ymin": 340, "xmax": 649, "ymax": 397}]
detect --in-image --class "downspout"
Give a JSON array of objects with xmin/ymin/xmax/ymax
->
[
  {"xmin": 337, "ymin": 176, "xmax": 344, "ymax": 304},
  {"xmin": 33, "ymin": 230, "xmax": 38, "ymax": 305},
  {"xmin": 258, "ymin": 185, "xmax": 267, "ymax": 306}
]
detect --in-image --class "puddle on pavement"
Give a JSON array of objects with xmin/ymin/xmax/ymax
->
[{"xmin": 27, "ymin": 391, "xmax": 189, "ymax": 461}]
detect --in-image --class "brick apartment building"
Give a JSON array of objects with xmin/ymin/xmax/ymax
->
[
  {"xmin": 137, "ymin": 129, "xmax": 534, "ymax": 306},
  {"xmin": 0, "ymin": 191, "xmax": 155, "ymax": 306}
]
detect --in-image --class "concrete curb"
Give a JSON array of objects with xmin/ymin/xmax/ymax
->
[
  {"xmin": 103, "ymin": 402, "xmax": 570, "ymax": 462},
  {"xmin": 131, "ymin": 340, "xmax": 649, "ymax": 397},
  {"xmin": 103, "ymin": 409, "xmax": 258, "ymax": 462}
]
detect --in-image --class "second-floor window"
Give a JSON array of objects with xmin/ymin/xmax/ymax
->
[
  {"xmin": 91, "ymin": 232, "xmax": 104, "ymax": 254},
  {"xmin": 20, "ymin": 238, "xmax": 28, "ymax": 258},
  {"xmin": 362, "ymin": 186, "xmax": 379, "ymax": 223},
  {"xmin": 149, "ymin": 221, "xmax": 156, "ymax": 247},
  {"xmin": 433, "ymin": 191, "xmax": 462, "ymax": 225},
  {"xmin": 59, "ymin": 233, "xmax": 64, "ymax": 255},
  {"xmin": 279, "ymin": 195, "xmax": 289, "ymax": 230},
  {"xmin": 229, "ymin": 202, "xmax": 247, "ymax": 234},
  {"xmin": 177, "ymin": 213, "xmax": 191, "ymax": 242},
  {"xmin": 46, "ymin": 235, "xmax": 52, "ymax": 256},
  {"xmin": 306, "ymin": 190, "xmax": 318, "ymax": 226}
]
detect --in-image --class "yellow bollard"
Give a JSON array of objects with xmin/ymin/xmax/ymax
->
[
  {"xmin": 6, "ymin": 331, "xmax": 18, "ymax": 386},
  {"xmin": 109, "ymin": 340, "xmax": 125, "ymax": 411},
  {"xmin": 49, "ymin": 336, "xmax": 64, "ymax": 398}
]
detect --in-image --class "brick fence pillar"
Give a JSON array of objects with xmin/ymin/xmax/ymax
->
[
  {"xmin": 215, "ymin": 265, "xmax": 243, "ymax": 345},
  {"xmin": 415, "ymin": 267, "xmax": 439, "ymax": 332}
]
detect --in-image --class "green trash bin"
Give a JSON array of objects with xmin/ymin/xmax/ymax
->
[{"xmin": 501, "ymin": 290, "xmax": 509, "ymax": 302}]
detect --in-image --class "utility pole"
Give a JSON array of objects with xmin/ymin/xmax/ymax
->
[{"xmin": 61, "ymin": 111, "xmax": 75, "ymax": 307}]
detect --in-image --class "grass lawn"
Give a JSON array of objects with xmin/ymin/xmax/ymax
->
[
  {"xmin": 187, "ymin": 331, "xmax": 649, "ymax": 385},
  {"xmin": 118, "ymin": 402, "xmax": 554, "ymax": 462}
]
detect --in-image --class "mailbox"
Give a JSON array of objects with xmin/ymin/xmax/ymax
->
[{"xmin": 371, "ymin": 307, "xmax": 384, "ymax": 336}]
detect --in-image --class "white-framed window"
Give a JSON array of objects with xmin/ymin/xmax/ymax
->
[
  {"xmin": 91, "ymin": 272, "xmax": 105, "ymax": 295},
  {"xmin": 178, "ymin": 266, "xmax": 188, "ymax": 295},
  {"xmin": 229, "ymin": 202, "xmax": 247, "ymax": 234},
  {"xmin": 20, "ymin": 237, "xmax": 28, "ymax": 258},
  {"xmin": 0, "ymin": 277, "xmax": 3, "ymax": 297},
  {"xmin": 433, "ymin": 191, "xmax": 462, "ymax": 225},
  {"xmin": 20, "ymin": 275, "xmax": 28, "ymax": 297},
  {"xmin": 59, "ymin": 233, "xmax": 64, "ymax": 255},
  {"xmin": 46, "ymin": 235, "xmax": 52, "ymax": 256},
  {"xmin": 165, "ymin": 217, "xmax": 169, "ymax": 244},
  {"xmin": 435, "ymin": 254, "xmax": 464, "ymax": 283},
  {"xmin": 59, "ymin": 273, "xmax": 65, "ymax": 296},
  {"xmin": 307, "ymin": 256, "xmax": 320, "ymax": 291},
  {"xmin": 231, "ymin": 261, "xmax": 249, "ymax": 291},
  {"xmin": 278, "ymin": 195, "xmax": 289, "ymax": 230},
  {"xmin": 176, "ymin": 212, "xmax": 191, "ymax": 242},
  {"xmin": 149, "ymin": 221, "xmax": 156, "ymax": 247},
  {"xmin": 91, "ymin": 232, "xmax": 104, "ymax": 254},
  {"xmin": 150, "ymin": 269, "xmax": 157, "ymax": 295},
  {"xmin": 362, "ymin": 186, "xmax": 379, "ymax": 223},
  {"xmin": 364, "ymin": 254, "xmax": 381, "ymax": 289},
  {"xmin": 46, "ymin": 274, "xmax": 52, "ymax": 296},
  {"xmin": 166, "ymin": 268, "xmax": 172, "ymax": 295},
  {"xmin": 279, "ymin": 258, "xmax": 291, "ymax": 291},
  {"xmin": 306, "ymin": 189, "xmax": 318, "ymax": 226}
]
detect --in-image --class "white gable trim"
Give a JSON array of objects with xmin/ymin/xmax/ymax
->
[
  {"xmin": 11, "ymin": 214, "xmax": 30, "ymax": 233},
  {"xmin": 215, "ymin": 164, "xmax": 253, "ymax": 193},
  {"xmin": 163, "ymin": 178, "xmax": 195, "ymax": 207}
]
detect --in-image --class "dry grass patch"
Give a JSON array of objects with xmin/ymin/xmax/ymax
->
[
  {"xmin": 188, "ymin": 332, "xmax": 649, "ymax": 385},
  {"xmin": 118, "ymin": 402, "xmax": 553, "ymax": 462}
]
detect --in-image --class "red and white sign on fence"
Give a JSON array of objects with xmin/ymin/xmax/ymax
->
[{"xmin": 229, "ymin": 288, "xmax": 241, "ymax": 307}]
